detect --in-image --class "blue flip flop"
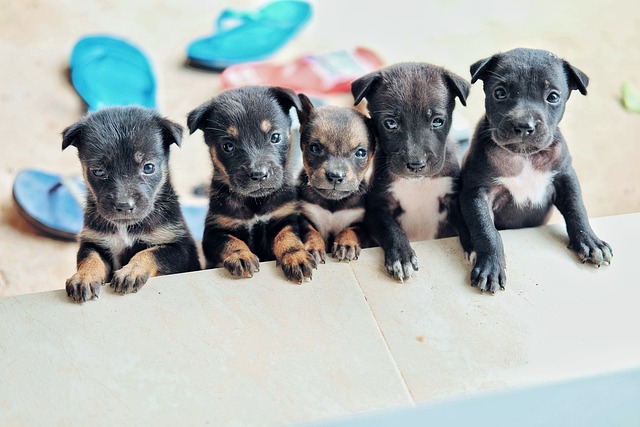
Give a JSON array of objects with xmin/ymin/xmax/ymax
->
[
  {"xmin": 186, "ymin": 0, "xmax": 313, "ymax": 71},
  {"xmin": 70, "ymin": 35, "xmax": 157, "ymax": 111},
  {"xmin": 12, "ymin": 169, "xmax": 207, "ymax": 241}
]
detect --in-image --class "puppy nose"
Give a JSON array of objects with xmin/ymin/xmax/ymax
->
[
  {"xmin": 250, "ymin": 168, "xmax": 270, "ymax": 181},
  {"xmin": 326, "ymin": 171, "xmax": 346, "ymax": 184},
  {"xmin": 407, "ymin": 159, "xmax": 427, "ymax": 172},
  {"xmin": 115, "ymin": 199, "xmax": 135, "ymax": 213},
  {"xmin": 513, "ymin": 120, "xmax": 537, "ymax": 136}
]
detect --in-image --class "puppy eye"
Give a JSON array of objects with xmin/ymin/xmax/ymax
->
[
  {"xmin": 355, "ymin": 148, "xmax": 367, "ymax": 158},
  {"xmin": 92, "ymin": 169, "xmax": 106, "ymax": 178},
  {"xmin": 431, "ymin": 117, "xmax": 445, "ymax": 129},
  {"xmin": 270, "ymin": 133, "xmax": 282, "ymax": 144},
  {"xmin": 383, "ymin": 119, "xmax": 398, "ymax": 130},
  {"xmin": 222, "ymin": 142, "xmax": 235, "ymax": 153},
  {"xmin": 142, "ymin": 163, "xmax": 155, "ymax": 175},
  {"xmin": 308, "ymin": 143, "xmax": 321, "ymax": 154},
  {"xmin": 546, "ymin": 91, "xmax": 561, "ymax": 104},
  {"xmin": 494, "ymin": 87, "xmax": 508, "ymax": 100}
]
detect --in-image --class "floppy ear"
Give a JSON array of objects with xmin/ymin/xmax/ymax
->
[
  {"xmin": 187, "ymin": 102, "xmax": 212, "ymax": 134},
  {"xmin": 159, "ymin": 117, "xmax": 183, "ymax": 148},
  {"xmin": 351, "ymin": 71, "xmax": 381, "ymax": 106},
  {"xmin": 295, "ymin": 93, "xmax": 315, "ymax": 129},
  {"xmin": 563, "ymin": 60, "xmax": 589, "ymax": 96},
  {"xmin": 269, "ymin": 86, "xmax": 302, "ymax": 116},
  {"xmin": 470, "ymin": 54, "xmax": 500, "ymax": 84},
  {"xmin": 61, "ymin": 121, "xmax": 83, "ymax": 151},
  {"xmin": 443, "ymin": 71, "xmax": 470, "ymax": 106}
]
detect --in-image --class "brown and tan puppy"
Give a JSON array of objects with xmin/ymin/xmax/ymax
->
[{"xmin": 295, "ymin": 94, "xmax": 376, "ymax": 263}]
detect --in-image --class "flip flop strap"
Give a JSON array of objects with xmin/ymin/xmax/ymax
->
[
  {"xmin": 215, "ymin": 9, "xmax": 259, "ymax": 31},
  {"xmin": 50, "ymin": 175, "xmax": 87, "ymax": 208}
]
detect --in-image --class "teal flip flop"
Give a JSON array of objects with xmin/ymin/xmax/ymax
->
[
  {"xmin": 186, "ymin": 0, "xmax": 313, "ymax": 71},
  {"xmin": 70, "ymin": 35, "xmax": 157, "ymax": 111},
  {"xmin": 12, "ymin": 169, "xmax": 207, "ymax": 241}
]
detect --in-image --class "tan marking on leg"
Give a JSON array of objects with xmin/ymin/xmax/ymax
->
[
  {"xmin": 66, "ymin": 250, "xmax": 109, "ymax": 302},
  {"xmin": 110, "ymin": 247, "xmax": 159, "ymax": 294},
  {"xmin": 274, "ymin": 225, "xmax": 316, "ymax": 283},
  {"xmin": 220, "ymin": 236, "xmax": 260, "ymax": 278},
  {"xmin": 303, "ymin": 227, "xmax": 326, "ymax": 264},
  {"xmin": 332, "ymin": 227, "xmax": 361, "ymax": 262}
]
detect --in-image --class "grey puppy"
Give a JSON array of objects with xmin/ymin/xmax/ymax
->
[{"xmin": 458, "ymin": 48, "xmax": 613, "ymax": 293}]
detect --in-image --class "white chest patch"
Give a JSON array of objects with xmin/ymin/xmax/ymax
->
[
  {"xmin": 495, "ymin": 160, "xmax": 556, "ymax": 208},
  {"xmin": 389, "ymin": 176, "xmax": 454, "ymax": 242},
  {"xmin": 302, "ymin": 203, "xmax": 365, "ymax": 242},
  {"xmin": 98, "ymin": 225, "xmax": 136, "ymax": 270}
]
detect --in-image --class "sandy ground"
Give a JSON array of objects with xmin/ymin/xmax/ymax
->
[{"xmin": 0, "ymin": 0, "xmax": 638, "ymax": 296}]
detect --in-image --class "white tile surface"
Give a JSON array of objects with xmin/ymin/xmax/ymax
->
[
  {"xmin": 349, "ymin": 213, "xmax": 640, "ymax": 402},
  {"xmin": 0, "ymin": 261, "xmax": 412, "ymax": 426}
]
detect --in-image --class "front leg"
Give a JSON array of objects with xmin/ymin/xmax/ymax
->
[
  {"xmin": 273, "ymin": 225, "xmax": 317, "ymax": 284},
  {"xmin": 300, "ymin": 216, "xmax": 326, "ymax": 265},
  {"xmin": 365, "ymin": 202, "xmax": 418, "ymax": 282},
  {"xmin": 553, "ymin": 168, "xmax": 613, "ymax": 266},
  {"xmin": 203, "ymin": 221, "xmax": 260, "ymax": 278},
  {"xmin": 332, "ymin": 225, "xmax": 364, "ymax": 262},
  {"xmin": 459, "ymin": 187, "xmax": 506, "ymax": 293},
  {"xmin": 66, "ymin": 243, "xmax": 110, "ymax": 302}
]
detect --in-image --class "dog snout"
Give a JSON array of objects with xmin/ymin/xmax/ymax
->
[
  {"xmin": 250, "ymin": 167, "xmax": 270, "ymax": 182},
  {"xmin": 326, "ymin": 170, "xmax": 346, "ymax": 185},
  {"xmin": 406, "ymin": 158, "xmax": 427, "ymax": 173},
  {"xmin": 512, "ymin": 118, "xmax": 538, "ymax": 137},
  {"xmin": 114, "ymin": 198, "xmax": 135, "ymax": 213}
]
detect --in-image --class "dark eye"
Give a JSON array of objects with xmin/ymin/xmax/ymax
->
[
  {"xmin": 546, "ymin": 91, "xmax": 561, "ymax": 104},
  {"xmin": 308, "ymin": 142, "xmax": 321, "ymax": 154},
  {"xmin": 270, "ymin": 133, "xmax": 282, "ymax": 144},
  {"xmin": 431, "ymin": 117, "xmax": 445, "ymax": 129},
  {"xmin": 222, "ymin": 142, "xmax": 234, "ymax": 153},
  {"xmin": 92, "ymin": 169, "xmax": 106, "ymax": 178},
  {"xmin": 383, "ymin": 119, "xmax": 398, "ymax": 130},
  {"xmin": 142, "ymin": 163, "xmax": 155, "ymax": 175},
  {"xmin": 355, "ymin": 148, "xmax": 367, "ymax": 158},
  {"xmin": 494, "ymin": 87, "xmax": 508, "ymax": 100}
]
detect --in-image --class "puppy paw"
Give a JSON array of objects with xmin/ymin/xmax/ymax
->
[
  {"xmin": 65, "ymin": 272, "xmax": 104, "ymax": 303},
  {"xmin": 384, "ymin": 246, "xmax": 419, "ymax": 282},
  {"xmin": 332, "ymin": 229, "xmax": 361, "ymax": 262},
  {"xmin": 111, "ymin": 263, "xmax": 152, "ymax": 294},
  {"xmin": 304, "ymin": 233, "xmax": 326, "ymax": 265},
  {"xmin": 223, "ymin": 250, "xmax": 260, "ymax": 278},
  {"xmin": 568, "ymin": 233, "xmax": 613, "ymax": 267},
  {"xmin": 280, "ymin": 249, "xmax": 317, "ymax": 284},
  {"xmin": 470, "ymin": 252, "xmax": 506, "ymax": 294}
]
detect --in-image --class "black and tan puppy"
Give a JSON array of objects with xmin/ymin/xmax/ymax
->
[
  {"xmin": 459, "ymin": 48, "xmax": 613, "ymax": 293},
  {"xmin": 187, "ymin": 86, "xmax": 316, "ymax": 283},
  {"xmin": 295, "ymin": 94, "xmax": 376, "ymax": 263},
  {"xmin": 351, "ymin": 63, "xmax": 470, "ymax": 281},
  {"xmin": 62, "ymin": 106, "xmax": 201, "ymax": 302}
]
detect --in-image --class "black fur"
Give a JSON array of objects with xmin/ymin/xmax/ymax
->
[
  {"xmin": 351, "ymin": 62, "xmax": 469, "ymax": 281},
  {"xmin": 62, "ymin": 106, "xmax": 200, "ymax": 302},
  {"xmin": 459, "ymin": 48, "xmax": 612, "ymax": 293}
]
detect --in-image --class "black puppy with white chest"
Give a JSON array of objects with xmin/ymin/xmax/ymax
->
[
  {"xmin": 63, "ymin": 106, "xmax": 201, "ymax": 302},
  {"xmin": 188, "ymin": 86, "xmax": 317, "ymax": 283},
  {"xmin": 295, "ymin": 94, "xmax": 376, "ymax": 263},
  {"xmin": 459, "ymin": 48, "xmax": 613, "ymax": 293},
  {"xmin": 352, "ymin": 63, "xmax": 470, "ymax": 281}
]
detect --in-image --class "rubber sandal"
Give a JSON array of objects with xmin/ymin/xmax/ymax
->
[
  {"xmin": 12, "ymin": 169, "xmax": 207, "ymax": 241},
  {"xmin": 186, "ymin": 0, "xmax": 313, "ymax": 71},
  {"xmin": 219, "ymin": 47, "xmax": 385, "ymax": 96},
  {"xmin": 70, "ymin": 35, "xmax": 157, "ymax": 111}
]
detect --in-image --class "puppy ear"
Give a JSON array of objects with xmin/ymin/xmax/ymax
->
[
  {"xmin": 61, "ymin": 121, "xmax": 83, "ymax": 151},
  {"xmin": 296, "ymin": 93, "xmax": 315, "ymax": 128},
  {"xmin": 159, "ymin": 117, "xmax": 183, "ymax": 148},
  {"xmin": 563, "ymin": 61, "xmax": 589, "ymax": 96},
  {"xmin": 444, "ymin": 71, "xmax": 470, "ymax": 107},
  {"xmin": 351, "ymin": 72, "xmax": 381, "ymax": 106},
  {"xmin": 269, "ymin": 86, "xmax": 302, "ymax": 116},
  {"xmin": 470, "ymin": 54, "xmax": 499, "ymax": 84},
  {"xmin": 187, "ymin": 103, "xmax": 211, "ymax": 134}
]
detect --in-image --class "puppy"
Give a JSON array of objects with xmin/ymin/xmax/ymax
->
[
  {"xmin": 187, "ymin": 86, "xmax": 316, "ymax": 283},
  {"xmin": 295, "ymin": 94, "xmax": 376, "ymax": 263},
  {"xmin": 62, "ymin": 106, "xmax": 201, "ymax": 302},
  {"xmin": 459, "ymin": 48, "xmax": 613, "ymax": 293},
  {"xmin": 351, "ymin": 63, "xmax": 470, "ymax": 281}
]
